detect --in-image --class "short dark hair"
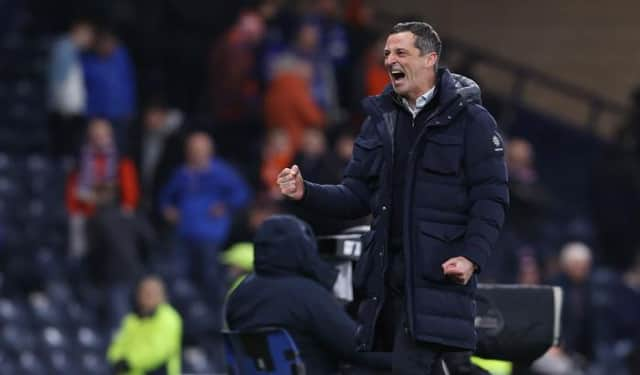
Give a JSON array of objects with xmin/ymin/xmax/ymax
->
[{"xmin": 390, "ymin": 21, "xmax": 442, "ymax": 57}]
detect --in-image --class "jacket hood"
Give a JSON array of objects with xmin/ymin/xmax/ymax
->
[
  {"xmin": 253, "ymin": 215, "xmax": 338, "ymax": 290},
  {"xmin": 449, "ymin": 71, "xmax": 482, "ymax": 105}
]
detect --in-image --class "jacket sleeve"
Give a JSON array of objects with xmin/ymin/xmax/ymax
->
[
  {"xmin": 107, "ymin": 315, "xmax": 134, "ymax": 363},
  {"xmin": 301, "ymin": 178, "xmax": 371, "ymax": 219},
  {"xmin": 459, "ymin": 106, "xmax": 509, "ymax": 272},
  {"xmin": 158, "ymin": 169, "xmax": 181, "ymax": 210},
  {"xmin": 304, "ymin": 288, "xmax": 391, "ymax": 370},
  {"xmin": 118, "ymin": 158, "xmax": 140, "ymax": 210},
  {"xmin": 219, "ymin": 162, "xmax": 251, "ymax": 211},
  {"xmin": 298, "ymin": 117, "xmax": 380, "ymax": 219}
]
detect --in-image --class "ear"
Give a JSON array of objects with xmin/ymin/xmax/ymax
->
[{"xmin": 424, "ymin": 52, "xmax": 438, "ymax": 70}]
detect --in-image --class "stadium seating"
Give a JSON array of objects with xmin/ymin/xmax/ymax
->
[{"xmin": 223, "ymin": 327, "xmax": 305, "ymax": 375}]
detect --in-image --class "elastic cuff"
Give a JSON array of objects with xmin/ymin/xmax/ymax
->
[{"xmin": 458, "ymin": 247, "xmax": 488, "ymax": 274}]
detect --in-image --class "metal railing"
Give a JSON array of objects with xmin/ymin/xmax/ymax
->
[{"xmin": 442, "ymin": 37, "xmax": 629, "ymax": 136}]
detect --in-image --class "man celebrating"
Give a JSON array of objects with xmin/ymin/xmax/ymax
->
[{"xmin": 278, "ymin": 22, "xmax": 508, "ymax": 373}]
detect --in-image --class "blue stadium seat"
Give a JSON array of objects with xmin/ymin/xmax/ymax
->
[
  {"xmin": 0, "ymin": 349, "xmax": 18, "ymax": 374},
  {"xmin": 40, "ymin": 326, "xmax": 69, "ymax": 350},
  {"xmin": 65, "ymin": 301, "xmax": 96, "ymax": 330},
  {"xmin": 46, "ymin": 281, "xmax": 74, "ymax": 307},
  {"xmin": 0, "ymin": 298, "xmax": 30, "ymax": 326},
  {"xmin": 46, "ymin": 349, "xmax": 79, "ymax": 374},
  {"xmin": 18, "ymin": 350, "xmax": 48, "ymax": 375},
  {"xmin": 75, "ymin": 325, "xmax": 106, "ymax": 352},
  {"xmin": 223, "ymin": 328, "xmax": 305, "ymax": 375},
  {"xmin": 1, "ymin": 323, "xmax": 37, "ymax": 354},
  {"xmin": 183, "ymin": 346, "xmax": 215, "ymax": 374},
  {"xmin": 79, "ymin": 350, "xmax": 110, "ymax": 375},
  {"xmin": 30, "ymin": 292, "xmax": 65, "ymax": 327}
]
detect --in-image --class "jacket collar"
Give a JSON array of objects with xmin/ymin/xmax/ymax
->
[{"xmin": 362, "ymin": 68, "xmax": 482, "ymax": 126}]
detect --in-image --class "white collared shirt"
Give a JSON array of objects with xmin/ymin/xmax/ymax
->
[{"xmin": 402, "ymin": 86, "xmax": 436, "ymax": 118}]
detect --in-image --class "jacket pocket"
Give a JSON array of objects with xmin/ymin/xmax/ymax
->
[
  {"xmin": 416, "ymin": 222, "xmax": 466, "ymax": 283},
  {"xmin": 353, "ymin": 230, "xmax": 376, "ymax": 292},
  {"xmin": 346, "ymin": 137, "xmax": 384, "ymax": 180},
  {"xmin": 421, "ymin": 134, "xmax": 463, "ymax": 175}
]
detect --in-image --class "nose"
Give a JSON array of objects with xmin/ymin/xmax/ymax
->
[{"xmin": 385, "ymin": 54, "xmax": 396, "ymax": 67}]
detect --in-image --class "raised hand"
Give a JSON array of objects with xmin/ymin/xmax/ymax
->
[{"xmin": 277, "ymin": 164, "xmax": 304, "ymax": 200}]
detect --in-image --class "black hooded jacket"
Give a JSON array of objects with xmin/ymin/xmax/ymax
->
[{"xmin": 225, "ymin": 215, "xmax": 391, "ymax": 374}]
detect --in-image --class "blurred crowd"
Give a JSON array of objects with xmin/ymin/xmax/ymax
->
[{"xmin": 1, "ymin": 0, "xmax": 639, "ymax": 374}]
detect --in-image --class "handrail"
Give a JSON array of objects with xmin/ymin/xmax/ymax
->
[{"xmin": 442, "ymin": 37, "xmax": 629, "ymax": 132}]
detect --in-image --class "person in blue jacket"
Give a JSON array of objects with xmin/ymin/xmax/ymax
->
[
  {"xmin": 277, "ymin": 22, "xmax": 509, "ymax": 374},
  {"xmin": 160, "ymin": 132, "xmax": 250, "ymax": 306},
  {"xmin": 226, "ymin": 214, "xmax": 391, "ymax": 374},
  {"xmin": 81, "ymin": 28, "xmax": 136, "ymax": 151}
]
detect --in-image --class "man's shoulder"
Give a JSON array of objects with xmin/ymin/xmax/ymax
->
[
  {"xmin": 462, "ymin": 102, "xmax": 497, "ymax": 129},
  {"xmin": 231, "ymin": 275, "xmax": 328, "ymax": 309},
  {"xmin": 211, "ymin": 158, "xmax": 238, "ymax": 175},
  {"xmin": 157, "ymin": 303, "xmax": 182, "ymax": 321},
  {"xmin": 362, "ymin": 86, "xmax": 397, "ymax": 116}
]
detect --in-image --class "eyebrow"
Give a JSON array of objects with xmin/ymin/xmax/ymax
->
[{"xmin": 384, "ymin": 48, "xmax": 409, "ymax": 55}]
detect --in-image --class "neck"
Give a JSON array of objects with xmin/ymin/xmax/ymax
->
[
  {"xmin": 189, "ymin": 159, "xmax": 211, "ymax": 171},
  {"xmin": 404, "ymin": 82, "xmax": 435, "ymax": 109}
]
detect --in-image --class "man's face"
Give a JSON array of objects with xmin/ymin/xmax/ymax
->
[
  {"xmin": 384, "ymin": 32, "xmax": 436, "ymax": 99},
  {"xmin": 186, "ymin": 133, "xmax": 213, "ymax": 168},
  {"xmin": 564, "ymin": 258, "xmax": 592, "ymax": 284},
  {"xmin": 144, "ymin": 107, "xmax": 166, "ymax": 131},
  {"xmin": 507, "ymin": 139, "xmax": 533, "ymax": 172},
  {"xmin": 88, "ymin": 119, "xmax": 114, "ymax": 150},
  {"xmin": 73, "ymin": 23, "xmax": 94, "ymax": 50},
  {"xmin": 296, "ymin": 24, "xmax": 320, "ymax": 53},
  {"xmin": 136, "ymin": 279, "xmax": 164, "ymax": 315}
]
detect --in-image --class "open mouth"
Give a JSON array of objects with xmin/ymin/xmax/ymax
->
[{"xmin": 390, "ymin": 70, "xmax": 406, "ymax": 83}]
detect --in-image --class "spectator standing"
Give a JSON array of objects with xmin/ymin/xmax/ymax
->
[
  {"xmin": 47, "ymin": 19, "xmax": 95, "ymax": 161},
  {"xmin": 66, "ymin": 118, "xmax": 145, "ymax": 330},
  {"xmin": 505, "ymin": 138, "xmax": 552, "ymax": 241},
  {"xmin": 290, "ymin": 19, "xmax": 340, "ymax": 120},
  {"xmin": 264, "ymin": 55, "xmax": 325, "ymax": 152},
  {"xmin": 208, "ymin": 11, "xmax": 267, "ymax": 180},
  {"xmin": 82, "ymin": 28, "xmax": 137, "ymax": 152},
  {"xmin": 209, "ymin": 11, "xmax": 265, "ymax": 124},
  {"xmin": 159, "ymin": 132, "xmax": 250, "ymax": 306},
  {"xmin": 108, "ymin": 276, "xmax": 182, "ymax": 375},
  {"xmin": 131, "ymin": 100, "xmax": 186, "ymax": 225},
  {"xmin": 551, "ymin": 242, "xmax": 594, "ymax": 360},
  {"xmin": 310, "ymin": 0, "xmax": 352, "ymax": 110}
]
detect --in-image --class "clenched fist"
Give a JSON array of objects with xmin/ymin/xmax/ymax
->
[
  {"xmin": 442, "ymin": 256, "xmax": 476, "ymax": 285},
  {"xmin": 277, "ymin": 165, "xmax": 304, "ymax": 200}
]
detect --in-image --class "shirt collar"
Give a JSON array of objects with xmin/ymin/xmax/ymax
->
[{"xmin": 402, "ymin": 86, "xmax": 436, "ymax": 118}]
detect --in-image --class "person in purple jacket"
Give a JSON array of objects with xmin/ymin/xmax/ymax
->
[{"xmin": 160, "ymin": 132, "xmax": 250, "ymax": 305}]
